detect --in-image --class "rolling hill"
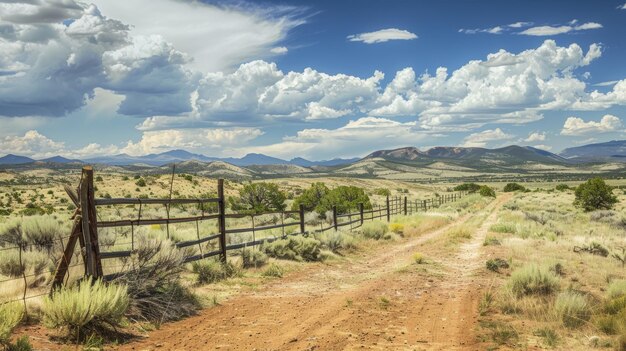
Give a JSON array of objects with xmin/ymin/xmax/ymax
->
[{"xmin": 560, "ymin": 140, "xmax": 626, "ymax": 162}]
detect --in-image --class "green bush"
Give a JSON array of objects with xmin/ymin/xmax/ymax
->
[
  {"xmin": 373, "ymin": 188, "xmax": 391, "ymax": 196},
  {"xmin": 507, "ymin": 264, "xmax": 560, "ymax": 297},
  {"xmin": 0, "ymin": 302, "xmax": 23, "ymax": 346},
  {"xmin": 454, "ymin": 183, "xmax": 481, "ymax": 193},
  {"xmin": 135, "ymin": 178, "xmax": 147, "ymax": 187},
  {"xmin": 555, "ymin": 184, "xmax": 570, "ymax": 191},
  {"xmin": 554, "ymin": 291, "xmax": 590, "ymax": 328},
  {"xmin": 21, "ymin": 215, "xmax": 64, "ymax": 250},
  {"xmin": 241, "ymin": 248, "xmax": 268, "ymax": 268},
  {"xmin": 291, "ymin": 182, "xmax": 329, "ymax": 213},
  {"xmin": 229, "ymin": 182, "xmax": 286, "ymax": 214},
  {"xmin": 486, "ymin": 258, "xmax": 509, "ymax": 272},
  {"xmin": 317, "ymin": 186, "xmax": 372, "ymax": 216},
  {"xmin": 262, "ymin": 236, "xmax": 321, "ymax": 262},
  {"xmin": 574, "ymin": 177, "xmax": 618, "ymax": 212},
  {"xmin": 503, "ymin": 183, "xmax": 526, "ymax": 192},
  {"xmin": 44, "ymin": 279, "xmax": 129, "ymax": 338},
  {"xmin": 361, "ymin": 221, "xmax": 388, "ymax": 240},
  {"xmin": 479, "ymin": 185, "xmax": 496, "ymax": 197},
  {"xmin": 6, "ymin": 336, "xmax": 33, "ymax": 351},
  {"xmin": 192, "ymin": 260, "xmax": 241, "ymax": 284}
]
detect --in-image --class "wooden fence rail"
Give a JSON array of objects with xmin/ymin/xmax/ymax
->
[{"xmin": 49, "ymin": 167, "xmax": 468, "ymax": 289}]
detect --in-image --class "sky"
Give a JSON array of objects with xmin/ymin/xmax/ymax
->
[{"xmin": 0, "ymin": 0, "xmax": 625, "ymax": 160}]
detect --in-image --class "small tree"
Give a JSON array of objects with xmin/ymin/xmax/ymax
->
[
  {"xmin": 291, "ymin": 182, "xmax": 329, "ymax": 212},
  {"xmin": 135, "ymin": 178, "xmax": 147, "ymax": 187},
  {"xmin": 574, "ymin": 177, "xmax": 617, "ymax": 212},
  {"xmin": 479, "ymin": 185, "xmax": 496, "ymax": 197},
  {"xmin": 454, "ymin": 183, "xmax": 481, "ymax": 193},
  {"xmin": 503, "ymin": 183, "xmax": 526, "ymax": 192},
  {"xmin": 229, "ymin": 182, "xmax": 286, "ymax": 214},
  {"xmin": 317, "ymin": 186, "xmax": 372, "ymax": 215}
]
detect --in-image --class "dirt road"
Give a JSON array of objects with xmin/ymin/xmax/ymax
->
[{"xmin": 113, "ymin": 194, "xmax": 510, "ymax": 351}]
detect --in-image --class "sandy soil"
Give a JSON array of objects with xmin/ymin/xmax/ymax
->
[{"xmin": 100, "ymin": 194, "xmax": 510, "ymax": 351}]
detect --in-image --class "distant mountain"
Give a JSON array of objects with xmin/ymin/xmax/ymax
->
[
  {"xmin": 221, "ymin": 153, "xmax": 288, "ymax": 166},
  {"xmin": 39, "ymin": 156, "xmax": 82, "ymax": 163},
  {"xmin": 0, "ymin": 154, "xmax": 34, "ymax": 165},
  {"xmin": 560, "ymin": 140, "xmax": 626, "ymax": 162},
  {"xmin": 367, "ymin": 145, "xmax": 568, "ymax": 167},
  {"xmin": 289, "ymin": 157, "xmax": 360, "ymax": 167}
]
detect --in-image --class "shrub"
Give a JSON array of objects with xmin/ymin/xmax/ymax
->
[
  {"xmin": 554, "ymin": 291, "xmax": 590, "ymax": 328},
  {"xmin": 503, "ymin": 183, "xmax": 526, "ymax": 192},
  {"xmin": 454, "ymin": 183, "xmax": 481, "ymax": 193},
  {"xmin": 490, "ymin": 222, "xmax": 517, "ymax": 233},
  {"xmin": 0, "ymin": 302, "xmax": 23, "ymax": 346},
  {"xmin": 389, "ymin": 223, "xmax": 404, "ymax": 234},
  {"xmin": 608, "ymin": 280, "xmax": 626, "ymax": 299},
  {"xmin": 574, "ymin": 177, "xmax": 617, "ymax": 212},
  {"xmin": 317, "ymin": 186, "xmax": 372, "ymax": 216},
  {"xmin": 262, "ymin": 236, "xmax": 321, "ymax": 261},
  {"xmin": 44, "ymin": 279, "xmax": 129, "ymax": 338},
  {"xmin": 483, "ymin": 235, "xmax": 501, "ymax": 246},
  {"xmin": 413, "ymin": 252, "xmax": 425, "ymax": 264},
  {"xmin": 262, "ymin": 263, "xmax": 284, "ymax": 278},
  {"xmin": 135, "ymin": 178, "xmax": 147, "ymax": 187},
  {"xmin": 317, "ymin": 231, "xmax": 356, "ymax": 252},
  {"xmin": 361, "ymin": 221, "xmax": 388, "ymax": 240},
  {"xmin": 486, "ymin": 258, "xmax": 509, "ymax": 272},
  {"xmin": 21, "ymin": 215, "xmax": 64, "ymax": 250},
  {"xmin": 6, "ymin": 336, "xmax": 33, "ymax": 351},
  {"xmin": 507, "ymin": 264, "xmax": 559, "ymax": 297},
  {"xmin": 241, "ymin": 248, "xmax": 268, "ymax": 268},
  {"xmin": 113, "ymin": 237, "xmax": 199, "ymax": 323},
  {"xmin": 555, "ymin": 184, "xmax": 570, "ymax": 191},
  {"xmin": 229, "ymin": 182, "xmax": 286, "ymax": 214},
  {"xmin": 373, "ymin": 188, "xmax": 391, "ymax": 196},
  {"xmin": 192, "ymin": 260, "xmax": 241, "ymax": 284},
  {"xmin": 479, "ymin": 185, "xmax": 496, "ymax": 197},
  {"xmin": 291, "ymin": 182, "xmax": 329, "ymax": 213}
]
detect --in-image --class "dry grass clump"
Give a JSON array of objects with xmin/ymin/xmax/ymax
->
[
  {"xmin": 192, "ymin": 260, "xmax": 241, "ymax": 284},
  {"xmin": 261, "ymin": 263, "xmax": 284, "ymax": 278},
  {"xmin": 413, "ymin": 252, "xmax": 425, "ymax": 264},
  {"xmin": 316, "ymin": 230, "xmax": 357, "ymax": 252},
  {"xmin": 360, "ymin": 221, "xmax": 388, "ymax": 240},
  {"xmin": 241, "ymin": 248, "xmax": 268, "ymax": 268},
  {"xmin": 553, "ymin": 290, "xmax": 591, "ymax": 328},
  {"xmin": 507, "ymin": 264, "xmax": 560, "ymax": 297},
  {"xmin": 0, "ymin": 302, "xmax": 24, "ymax": 346},
  {"xmin": 262, "ymin": 236, "xmax": 322, "ymax": 261},
  {"xmin": 608, "ymin": 280, "xmax": 626, "ymax": 299},
  {"xmin": 43, "ymin": 279, "xmax": 129, "ymax": 339}
]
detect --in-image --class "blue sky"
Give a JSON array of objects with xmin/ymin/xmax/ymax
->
[{"xmin": 0, "ymin": 0, "xmax": 625, "ymax": 160}]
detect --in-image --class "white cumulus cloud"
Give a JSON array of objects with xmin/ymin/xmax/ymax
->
[
  {"xmin": 347, "ymin": 28, "xmax": 417, "ymax": 44},
  {"xmin": 525, "ymin": 132, "xmax": 546, "ymax": 142},
  {"xmin": 519, "ymin": 22, "xmax": 602, "ymax": 36},
  {"xmin": 561, "ymin": 115, "xmax": 623, "ymax": 136},
  {"xmin": 461, "ymin": 128, "xmax": 513, "ymax": 147}
]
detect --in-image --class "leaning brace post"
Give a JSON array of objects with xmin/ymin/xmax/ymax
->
[
  {"xmin": 217, "ymin": 179, "xmax": 227, "ymax": 262},
  {"xmin": 332, "ymin": 206, "xmax": 338, "ymax": 231},
  {"xmin": 359, "ymin": 203, "xmax": 364, "ymax": 225},
  {"xmin": 386, "ymin": 195, "xmax": 391, "ymax": 222},
  {"xmin": 299, "ymin": 204, "xmax": 305, "ymax": 234},
  {"xmin": 80, "ymin": 166, "xmax": 100, "ymax": 277}
]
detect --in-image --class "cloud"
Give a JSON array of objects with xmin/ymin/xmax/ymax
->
[
  {"xmin": 0, "ymin": 130, "xmax": 65, "ymax": 158},
  {"xmin": 519, "ymin": 22, "xmax": 602, "ymax": 36},
  {"xmin": 246, "ymin": 117, "xmax": 435, "ymax": 160},
  {"xmin": 347, "ymin": 28, "xmax": 417, "ymax": 44},
  {"xmin": 620, "ymin": 3, "xmax": 626, "ymax": 9},
  {"xmin": 532, "ymin": 144, "xmax": 552, "ymax": 150},
  {"xmin": 461, "ymin": 128, "xmax": 513, "ymax": 147},
  {"xmin": 270, "ymin": 46, "xmax": 288, "ymax": 54},
  {"xmin": 561, "ymin": 114, "xmax": 623, "ymax": 136},
  {"xmin": 460, "ymin": 20, "xmax": 602, "ymax": 36},
  {"xmin": 525, "ymin": 132, "xmax": 546, "ymax": 142},
  {"xmin": 90, "ymin": 0, "xmax": 305, "ymax": 72},
  {"xmin": 593, "ymin": 80, "xmax": 620, "ymax": 87}
]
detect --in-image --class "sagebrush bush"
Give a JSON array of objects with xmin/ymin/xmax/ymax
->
[
  {"xmin": 413, "ymin": 252, "xmax": 425, "ymax": 264},
  {"xmin": 608, "ymin": 280, "xmax": 626, "ymax": 299},
  {"xmin": 0, "ymin": 302, "xmax": 24, "ymax": 345},
  {"xmin": 192, "ymin": 260, "xmax": 241, "ymax": 284},
  {"xmin": 361, "ymin": 221, "xmax": 388, "ymax": 239},
  {"xmin": 554, "ymin": 291, "xmax": 591, "ymax": 328},
  {"xmin": 0, "ymin": 250, "xmax": 48, "ymax": 278},
  {"xmin": 262, "ymin": 263, "xmax": 284, "ymax": 278},
  {"xmin": 389, "ymin": 223, "xmax": 404, "ymax": 234},
  {"xmin": 262, "ymin": 236, "xmax": 321, "ymax": 261},
  {"xmin": 241, "ymin": 248, "xmax": 268, "ymax": 268},
  {"xmin": 507, "ymin": 264, "xmax": 560, "ymax": 297},
  {"xmin": 490, "ymin": 222, "xmax": 517, "ymax": 234},
  {"xmin": 21, "ymin": 215, "xmax": 64, "ymax": 251},
  {"xmin": 44, "ymin": 279, "xmax": 129, "ymax": 338},
  {"xmin": 317, "ymin": 230, "xmax": 356, "ymax": 252}
]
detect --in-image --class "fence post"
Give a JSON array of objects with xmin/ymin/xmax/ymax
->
[
  {"xmin": 333, "ymin": 205, "xmax": 338, "ymax": 231},
  {"xmin": 359, "ymin": 203, "xmax": 364, "ymax": 225},
  {"xmin": 79, "ymin": 166, "xmax": 102, "ymax": 278},
  {"xmin": 404, "ymin": 196, "xmax": 407, "ymax": 215},
  {"xmin": 217, "ymin": 179, "xmax": 227, "ymax": 263},
  {"xmin": 386, "ymin": 195, "xmax": 390, "ymax": 222},
  {"xmin": 299, "ymin": 204, "xmax": 305, "ymax": 234}
]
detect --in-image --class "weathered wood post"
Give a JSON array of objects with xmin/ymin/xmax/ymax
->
[
  {"xmin": 79, "ymin": 166, "xmax": 102, "ymax": 278},
  {"xmin": 386, "ymin": 195, "xmax": 391, "ymax": 222},
  {"xmin": 217, "ymin": 179, "xmax": 227, "ymax": 263},
  {"xmin": 299, "ymin": 204, "xmax": 305, "ymax": 234},
  {"xmin": 359, "ymin": 203, "xmax": 364, "ymax": 225},
  {"xmin": 404, "ymin": 196, "xmax": 407, "ymax": 216},
  {"xmin": 332, "ymin": 205, "xmax": 338, "ymax": 231}
]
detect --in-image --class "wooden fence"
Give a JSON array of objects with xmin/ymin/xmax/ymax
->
[{"xmin": 1, "ymin": 166, "xmax": 466, "ymax": 294}]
